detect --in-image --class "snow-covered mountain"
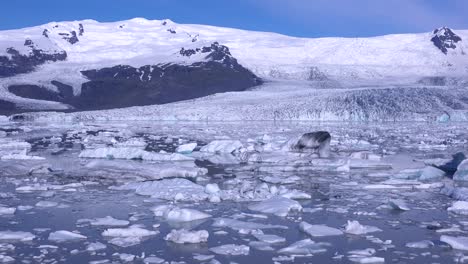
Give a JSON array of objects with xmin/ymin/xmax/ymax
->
[{"xmin": 1, "ymin": 18, "xmax": 468, "ymax": 121}]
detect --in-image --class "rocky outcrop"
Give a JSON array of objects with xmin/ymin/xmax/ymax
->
[
  {"xmin": 0, "ymin": 39, "xmax": 67, "ymax": 77},
  {"xmin": 431, "ymin": 27, "xmax": 462, "ymax": 54}
]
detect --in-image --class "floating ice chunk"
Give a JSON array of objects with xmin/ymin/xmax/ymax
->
[
  {"xmin": 454, "ymin": 160, "xmax": 468, "ymax": 182},
  {"xmin": 440, "ymin": 235, "xmax": 468, "ymax": 250},
  {"xmin": 116, "ymin": 178, "xmax": 208, "ymax": 202},
  {"xmin": 388, "ymin": 199, "xmax": 410, "ymax": 211},
  {"xmin": 35, "ymin": 201, "xmax": 58, "ymax": 208},
  {"xmin": 348, "ymin": 248, "xmax": 384, "ymax": 263},
  {"xmin": 114, "ymin": 138, "xmax": 147, "ymax": 148},
  {"xmin": 86, "ymin": 242, "xmax": 107, "ymax": 251},
  {"xmin": 405, "ymin": 240, "xmax": 434, "ymax": 249},
  {"xmin": 108, "ymin": 237, "xmax": 141, "ymax": 247},
  {"xmin": 278, "ymin": 239, "xmax": 328, "ymax": 255},
  {"xmin": 48, "ymin": 230, "xmax": 87, "ymax": 242},
  {"xmin": 419, "ymin": 166, "xmax": 446, "ymax": 181},
  {"xmin": 200, "ymin": 140, "xmax": 244, "ymax": 153},
  {"xmin": 152, "ymin": 205, "xmax": 211, "ymax": 223},
  {"xmin": 349, "ymin": 256, "xmax": 385, "ymax": 263},
  {"xmin": 86, "ymin": 160, "xmax": 206, "ymax": 180},
  {"xmin": 0, "ymin": 231, "xmax": 35, "ymax": 242},
  {"xmin": 210, "ymin": 244, "xmax": 250, "ymax": 256},
  {"xmin": 344, "ymin": 221, "xmax": 382, "ymax": 235},
  {"xmin": 448, "ymin": 201, "xmax": 468, "ymax": 215},
  {"xmin": 0, "ymin": 207, "xmax": 15, "ymax": 215},
  {"xmin": 253, "ymin": 233, "xmax": 286, "ymax": 244},
  {"xmin": 143, "ymin": 256, "xmax": 165, "ymax": 264},
  {"xmin": 79, "ymin": 147, "xmax": 193, "ymax": 161},
  {"xmin": 116, "ymin": 253, "xmax": 135, "ymax": 262},
  {"xmin": 193, "ymin": 254, "xmax": 215, "ymax": 261},
  {"xmin": 299, "ymin": 222, "xmax": 343, "ymax": 237},
  {"xmin": 205, "ymin": 183, "xmax": 220, "ymax": 194},
  {"xmin": 102, "ymin": 225, "xmax": 157, "ymax": 238},
  {"xmin": 164, "ymin": 229, "xmax": 209, "ymax": 244},
  {"xmin": 90, "ymin": 216, "xmax": 130, "ymax": 227},
  {"xmin": 249, "ymin": 241, "xmax": 274, "ymax": 251},
  {"xmin": 212, "ymin": 218, "xmax": 287, "ymax": 231},
  {"xmin": 176, "ymin": 143, "xmax": 197, "ymax": 154},
  {"xmin": 0, "ymin": 154, "xmax": 45, "ymax": 160},
  {"xmin": 248, "ymin": 196, "xmax": 302, "ymax": 217}
]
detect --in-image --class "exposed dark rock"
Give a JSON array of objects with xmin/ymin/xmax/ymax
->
[
  {"xmin": 42, "ymin": 29, "xmax": 49, "ymax": 38},
  {"xmin": 167, "ymin": 29, "xmax": 176, "ymax": 34},
  {"xmin": 0, "ymin": 46, "xmax": 67, "ymax": 77},
  {"xmin": 60, "ymin": 31, "xmax": 79, "ymax": 44},
  {"xmin": 294, "ymin": 131, "xmax": 331, "ymax": 158},
  {"xmin": 431, "ymin": 27, "xmax": 462, "ymax": 54},
  {"xmin": 51, "ymin": 81, "xmax": 74, "ymax": 99},
  {"xmin": 2, "ymin": 42, "xmax": 261, "ymax": 113},
  {"xmin": 179, "ymin": 42, "xmax": 237, "ymax": 66},
  {"xmin": 8, "ymin": 85, "xmax": 63, "ymax": 102},
  {"xmin": 78, "ymin": 23, "xmax": 84, "ymax": 36},
  {"xmin": 77, "ymin": 59, "xmax": 261, "ymax": 110}
]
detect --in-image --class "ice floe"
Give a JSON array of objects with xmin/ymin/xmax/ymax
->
[
  {"xmin": 440, "ymin": 235, "xmax": 468, "ymax": 251},
  {"xmin": 152, "ymin": 205, "xmax": 211, "ymax": 222},
  {"xmin": 210, "ymin": 244, "xmax": 250, "ymax": 255},
  {"xmin": 0, "ymin": 231, "xmax": 35, "ymax": 242},
  {"xmin": 164, "ymin": 229, "xmax": 209, "ymax": 244},
  {"xmin": 248, "ymin": 196, "xmax": 302, "ymax": 217},
  {"xmin": 89, "ymin": 216, "xmax": 130, "ymax": 227},
  {"xmin": 48, "ymin": 230, "xmax": 87, "ymax": 242},
  {"xmin": 344, "ymin": 221, "xmax": 382, "ymax": 235},
  {"xmin": 278, "ymin": 239, "xmax": 329, "ymax": 255},
  {"xmin": 299, "ymin": 222, "xmax": 343, "ymax": 237}
]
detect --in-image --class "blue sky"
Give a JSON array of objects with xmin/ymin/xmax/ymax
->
[{"xmin": 1, "ymin": 0, "xmax": 467, "ymax": 37}]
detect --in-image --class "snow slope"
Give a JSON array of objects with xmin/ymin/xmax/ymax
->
[{"xmin": 1, "ymin": 18, "xmax": 468, "ymax": 121}]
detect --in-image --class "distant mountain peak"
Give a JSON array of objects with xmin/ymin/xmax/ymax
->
[{"xmin": 431, "ymin": 27, "xmax": 462, "ymax": 54}]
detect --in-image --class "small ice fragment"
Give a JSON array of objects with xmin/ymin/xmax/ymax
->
[
  {"xmin": 90, "ymin": 216, "xmax": 130, "ymax": 227},
  {"xmin": 278, "ymin": 239, "xmax": 328, "ymax": 255},
  {"xmin": 48, "ymin": 230, "xmax": 87, "ymax": 242},
  {"xmin": 35, "ymin": 201, "xmax": 58, "ymax": 208},
  {"xmin": 253, "ymin": 233, "xmax": 286, "ymax": 244},
  {"xmin": 164, "ymin": 229, "xmax": 209, "ymax": 244},
  {"xmin": 299, "ymin": 222, "xmax": 343, "ymax": 237},
  {"xmin": 345, "ymin": 221, "xmax": 382, "ymax": 235},
  {"xmin": 102, "ymin": 225, "xmax": 157, "ymax": 238},
  {"xmin": 86, "ymin": 242, "xmax": 107, "ymax": 251},
  {"xmin": 143, "ymin": 256, "xmax": 165, "ymax": 264},
  {"xmin": 405, "ymin": 240, "xmax": 434, "ymax": 249},
  {"xmin": 176, "ymin": 143, "xmax": 197, "ymax": 154},
  {"xmin": 210, "ymin": 244, "xmax": 250, "ymax": 255}
]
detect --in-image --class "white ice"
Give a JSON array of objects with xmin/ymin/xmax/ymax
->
[
  {"xmin": 164, "ymin": 229, "xmax": 209, "ymax": 244},
  {"xmin": 344, "ymin": 221, "xmax": 382, "ymax": 235},
  {"xmin": 248, "ymin": 196, "xmax": 302, "ymax": 217},
  {"xmin": 210, "ymin": 244, "xmax": 250, "ymax": 256},
  {"xmin": 48, "ymin": 230, "xmax": 87, "ymax": 242},
  {"xmin": 299, "ymin": 222, "xmax": 343, "ymax": 237}
]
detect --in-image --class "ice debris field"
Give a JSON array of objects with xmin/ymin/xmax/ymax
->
[{"xmin": 0, "ymin": 119, "xmax": 467, "ymax": 263}]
